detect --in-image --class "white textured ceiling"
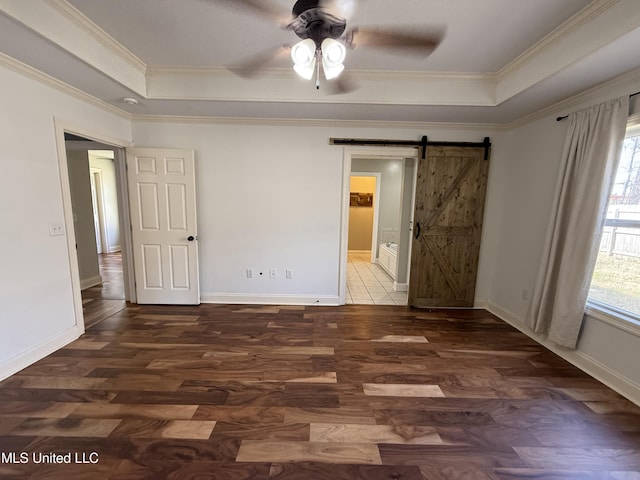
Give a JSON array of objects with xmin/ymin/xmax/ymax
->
[
  {"xmin": 64, "ymin": 0, "xmax": 591, "ymax": 72},
  {"xmin": 1, "ymin": 0, "xmax": 639, "ymax": 124}
]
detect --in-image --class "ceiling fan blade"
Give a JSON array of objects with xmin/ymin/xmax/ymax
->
[
  {"xmin": 209, "ymin": 0, "xmax": 292, "ymax": 26},
  {"xmin": 227, "ymin": 45, "xmax": 291, "ymax": 78},
  {"xmin": 346, "ymin": 26, "xmax": 445, "ymax": 56},
  {"xmin": 326, "ymin": 73, "xmax": 358, "ymax": 95},
  {"xmin": 320, "ymin": 0, "xmax": 358, "ymax": 20}
]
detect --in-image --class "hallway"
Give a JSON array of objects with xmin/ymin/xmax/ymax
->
[{"xmin": 81, "ymin": 253, "xmax": 127, "ymax": 328}]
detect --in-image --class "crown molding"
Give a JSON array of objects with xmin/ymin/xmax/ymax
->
[
  {"xmin": 0, "ymin": 52, "xmax": 131, "ymax": 120},
  {"xmin": 147, "ymin": 64, "xmax": 493, "ymax": 83},
  {"xmin": 46, "ymin": 0, "xmax": 147, "ymax": 74},
  {"xmin": 7, "ymin": 39, "xmax": 637, "ymax": 135},
  {"xmin": 146, "ymin": 67, "xmax": 496, "ymax": 107},
  {"xmin": 130, "ymin": 113, "xmax": 503, "ymax": 131},
  {"xmin": 506, "ymin": 66, "xmax": 640, "ymax": 129},
  {"xmin": 497, "ymin": 0, "xmax": 619, "ymax": 82}
]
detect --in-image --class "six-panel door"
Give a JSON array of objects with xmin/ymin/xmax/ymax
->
[{"xmin": 126, "ymin": 148, "xmax": 200, "ymax": 304}]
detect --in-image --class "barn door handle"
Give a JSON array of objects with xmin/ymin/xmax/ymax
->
[{"xmin": 414, "ymin": 222, "xmax": 421, "ymax": 239}]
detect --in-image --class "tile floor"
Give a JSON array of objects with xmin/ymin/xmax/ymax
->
[{"xmin": 346, "ymin": 251, "xmax": 408, "ymax": 305}]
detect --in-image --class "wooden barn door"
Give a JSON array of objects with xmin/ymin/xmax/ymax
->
[{"xmin": 408, "ymin": 145, "xmax": 490, "ymax": 307}]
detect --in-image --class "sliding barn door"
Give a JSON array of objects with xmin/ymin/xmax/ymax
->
[
  {"xmin": 126, "ymin": 148, "xmax": 200, "ymax": 304},
  {"xmin": 408, "ymin": 145, "xmax": 490, "ymax": 307}
]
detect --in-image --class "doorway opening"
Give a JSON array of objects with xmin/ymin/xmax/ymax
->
[
  {"xmin": 347, "ymin": 173, "xmax": 398, "ymax": 304},
  {"xmin": 56, "ymin": 123, "xmax": 134, "ymax": 331},
  {"xmin": 65, "ymin": 139, "xmax": 128, "ymax": 327},
  {"xmin": 340, "ymin": 147, "xmax": 418, "ymax": 305},
  {"xmin": 87, "ymin": 151, "xmax": 126, "ymax": 299}
]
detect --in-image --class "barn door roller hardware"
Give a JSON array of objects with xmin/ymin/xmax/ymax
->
[{"xmin": 330, "ymin": 135, "xmax": 492, "ymax": 160}]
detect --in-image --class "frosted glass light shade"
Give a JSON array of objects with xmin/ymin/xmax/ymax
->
[
  {"xmin": 291, "ymin": 39, "xmax": 317, "ymax": 79},
  {"xmin": 321, "ymin": 38, "xmax": 346, "ymax": 79},
  {"xmin": 321, "ymin": 38, "xmax": 346, "ymax": 66}
]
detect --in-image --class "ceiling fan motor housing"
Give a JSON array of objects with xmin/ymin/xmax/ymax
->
[{"xmin": 291, "ymin": 0, "xmax": 347, "ymax": 47}]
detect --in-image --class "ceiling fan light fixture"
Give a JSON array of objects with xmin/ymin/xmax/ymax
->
[
  {"xmin": 321, "ymin": 38, "xmax": 346, "ymax": 79},
  {"xmin": 321, "ymin": 38, "xmax": 346, "ymax": 66},
  {"xmin": 293, "ymin": 62, "xmax": 316, "ymax": 80},
  {"xmin": 322, "ymin": 61, "xmax": 344, "ymax": 80},
  {"xmin": 291, "ymin": 38, "xmax": 317, "ymax": 79}
]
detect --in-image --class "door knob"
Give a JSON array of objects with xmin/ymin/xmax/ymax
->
[{"xmin": 187, "ymin": 235, "xmax": 195, "ymax": 242}]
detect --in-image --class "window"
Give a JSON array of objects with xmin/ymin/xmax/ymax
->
[{"xmin": 589, "ymin": 121, "xmax": 640, "ymax": 320}]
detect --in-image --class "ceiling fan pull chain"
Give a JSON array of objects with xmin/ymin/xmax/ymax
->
[{"xmin": 316, "ymin": 55, "xmax": 321, "ymax": 90}]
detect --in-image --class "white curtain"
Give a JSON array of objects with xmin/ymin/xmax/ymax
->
[{"xmin": 526, "ymin": 97, "xmax": 629, "ymax": 348}]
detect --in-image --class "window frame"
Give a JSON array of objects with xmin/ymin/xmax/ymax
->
[{"xmin": 586, "ymin": 114, "xmax": 640, "ymax": 335}]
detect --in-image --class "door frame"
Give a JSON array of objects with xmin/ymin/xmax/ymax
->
[
  {"xmin": 54, "ymin": 118, "xmax": 134, "ymax": 332},
  {"xmin": 339, "ymin": 146, "xmax": 418, "ymax": 305}
]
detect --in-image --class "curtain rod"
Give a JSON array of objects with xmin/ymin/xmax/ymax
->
[
  {"xmin": 556, "ymin": 91, "xmax": 640, "ymax": 122},
  {"xmin": 329, "ymin": 136, "xmax": 492, "ymax": 160}
]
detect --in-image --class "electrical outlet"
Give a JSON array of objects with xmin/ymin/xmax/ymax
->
[
  {"xmin": 246, "ymin": 268, "xmax": 253, "ymax": 279},
  {"xmin": 269, "ymin": 268, "xmax": 277, "ymax": 279},
  {"xmin": 285, "ymin": 269, "xmax": 293, "ymax": 279},
  {"xmin": 49, "ymin": 223, "xmax": 65, "ymax": 237}
]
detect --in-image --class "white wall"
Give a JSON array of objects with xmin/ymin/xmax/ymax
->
[
  {"xmin": 485, "ymin": 83, "xmax": 640, "ymax": 404},
  {"xmin": 0, "ymin": 62, "xmax": 131, "ymax": 379},
  {"xmin": 67, "ymin": 149, "xmax": 100, "ymax": 287},
  {"xmin": 132, "ymin": 121, "xmax": 495, "ymax": 304}
]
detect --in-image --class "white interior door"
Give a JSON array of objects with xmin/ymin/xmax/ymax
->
[{"xmin": 126, "ymin": 148, "xmax": 200, "ymax": 304}]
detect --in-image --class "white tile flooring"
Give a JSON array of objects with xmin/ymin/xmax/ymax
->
[{"xmin": 346, "ymin": 251, "xmax": 408, "ymax": 305}]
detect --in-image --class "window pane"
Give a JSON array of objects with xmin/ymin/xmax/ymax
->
[{"xmin": 589, "ymin": 133, "xmax": 640, "ymax": 318}]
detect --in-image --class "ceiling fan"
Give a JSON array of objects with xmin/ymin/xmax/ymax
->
[{"xmin": 217, "ymin": 0, "xmax": 445, "ymax": 93}]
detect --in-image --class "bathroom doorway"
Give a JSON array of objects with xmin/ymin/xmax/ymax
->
[
  {"xmin": 344, "ymin": 155, "xmax": 416, "ymax": 306},
  {"xmin": 347, "ymin": 173, "xmax": 394, "ymax": 304},
  {"xmin": 348, "ymin": 174, "xmax": 379, "ymax": 261}
]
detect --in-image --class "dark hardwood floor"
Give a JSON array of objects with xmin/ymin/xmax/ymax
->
[
  {"xmin": 1, "ymin": 303, "xmax": 639, "ymax": 479},
  {"xmin": 82, "ymin": 253, "xmax": 126, "ymax": 329}
]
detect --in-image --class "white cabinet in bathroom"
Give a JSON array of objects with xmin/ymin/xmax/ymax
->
[{"xmin": 378, "ymin": 243, "xmax": 397, "ymax": 280}]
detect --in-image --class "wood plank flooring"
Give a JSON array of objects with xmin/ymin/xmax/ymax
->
[
  {"xmin": 1, "ymin": 304, "xmax": 639, "ymax": 479},
  {"xmin": 82, "ymin": 253, "xmax": 126, "ymax": 329}
]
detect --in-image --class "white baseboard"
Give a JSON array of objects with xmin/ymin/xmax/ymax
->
[
  {"xmin": 0, "ymin": 325, "xmax": 82, "ymax": 381},
  {"xmin": 201, "ymin": 293, "xmax": 340, "ymax": 306},
  {"xmin": 481, "ymin": 300, "xmax": 640, "ymax": 407},
  {"xmin": 393, "ymin": 282, "xmax": 408, "ymax": 292},
  {"xmin": 108, "ymin": 245, "xmax": 121, "ymax": 253},
  {"xmin": 80, "ymin": 275, "xmax": 102, "ymax": 290}
]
